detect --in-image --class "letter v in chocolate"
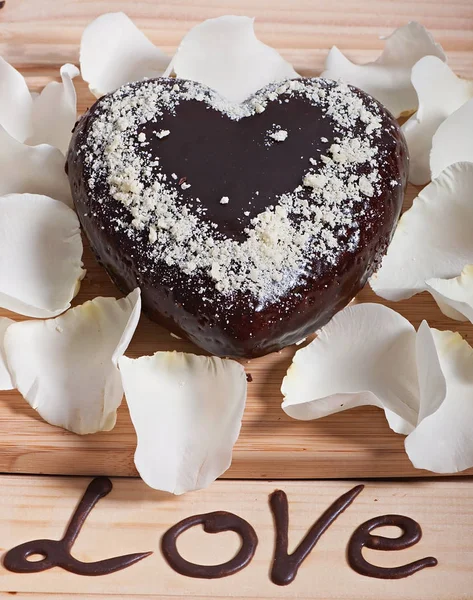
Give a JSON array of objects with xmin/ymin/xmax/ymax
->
[{"xmin": 270, "ymin": 485, "xmax": 364, "ymax": 585}]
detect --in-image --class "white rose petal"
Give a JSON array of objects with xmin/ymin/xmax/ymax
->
[
  {"xmin": 282, "ymin": 305, "xmax": 473, "ymax": 474},
  {"xmin": 321, "ymin": 22, "xmax": 446, "ymax": 118},
  {"xmin": 0, "ymin": 318, "xmax": 14, "ymax": 390},
  {"xmin": 426, "ymin": 265, "xmax": 473, "ymax": 322},
  {"xmin": 402, "ymin": 57, "xmax": 473, "ymax": 185},
  {"xmin": 406, "ymin": 325, "xmax": 473, "ymax": 473},
  {"xmin": 0, "ymin": 57, "xmax": 79, "ymax": 157},
  {"xmin": 430, "ymin": 98, "xmax": 473, "ymax": 180},
  {"xmin": 119, "ymin": 351, "xmax": 247, "ymax": 494},
  {"xmin": 4, "ymin": 290, "xmax": 141, "ymax": 435},
  {"xmin": 281, "ymin": 303, "xmax": 419, "ymax": 435},
  {"xmin": 0, "ymin": 193, "xmax": 84, "ymax": 317},
  {"xmin": 0, "ymin": 127, "xmax": 72, "ymax": 205},
  {"xmin": 370, "ymin": 163, "xmax": 473, "ymax": 301},
  {"xmin": 80, "ymin": 12, "xmax": 170, "ymax": 98},
  {"xmin": 169, "ymin": 16, "xmax": 299, "ymax": 103},
  {"xmin": 0, "ymin": 56, "xmax": 33, "ymax": 142},
  {"xmin": 28, "ymin": 63, "xmax": 80, "ymax": 155}
]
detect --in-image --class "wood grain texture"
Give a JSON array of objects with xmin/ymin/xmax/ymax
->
[
  {"xmin": 0, "ymin": 0, "xmax": 472, "ymax": 480},
  {"xmin": 0, "ymin": 475, "xmax": 472, "ymax": 598}
]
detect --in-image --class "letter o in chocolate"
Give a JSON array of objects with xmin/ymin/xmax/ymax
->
[{"xmin": 161, "ymin": 511, "xmax": 258, "ymax": 579}]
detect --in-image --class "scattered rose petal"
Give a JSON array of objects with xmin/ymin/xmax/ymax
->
[
  {"xmin": 119, "ymin": 351, "xmax": 247, "ymax": 494},
  {"xmin": 0, "ymin": 57, "xmax": 79, "ymax": 157},
  {"xmin": 321, "ymin": 22, "xmax": 446, "ymax": 118},
  {"xmin": 28, "ymin": 64, "xmax": 80, "ymax": 155},
  {"xmin": 281, "ymin": 303, "xmax": 419, "ymax": 435},
  {"xmin": 430, "ymin": 98, "xmax": 473, "ymax": 180},
  {"xmin": 402, "ymin": 57, "xmax": 473, "ymax": 185},
  {"xmin": 426, "ymin": 265, "xmax": 473, "ymax": 322},
  {"xmin": 169, "ymin": 16, "xmax": 299, "ymax": 103},
  {"xmin": 0, "ymin": 127, "xmax": 72, "ymax": 205},
  {"xmin": 282, "ymin": 304, "xmax": 473, "ymax": 474},
  {"xmin": 0, "ymin": 317, "xmax": 14, "ymax": 391},
  {"xmin": 413, "ymin": 321, "xmax": 447, "ymax": 425},
  {"xmin": 370, "ymin": 162, "xmax": 473, "ymax": 301},
  {"xmin": 80, "ymin": 12, "xmax": 170, "ymax": 98},
  {"xmin": 0, "ymin": 56, "xmax": 33, "ymax": 142},
  {"xmin": 4, "ymin": 290, "xmax": 141, "ymax": 435},
  {"xmin": 406, "ymin": 324, "xmax": 473, "ymax": 473},
  {"xmin": 0, "ymin": 193, "xmax": 84, "ymax": 317}
]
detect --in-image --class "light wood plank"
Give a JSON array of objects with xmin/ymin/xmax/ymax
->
[
  {"xmin": 0, "ymin": 475, "xmax": 472, "ymax": 598},
  {"xmin": 0, "ymin": 0, "xmax": 472, "ymax": 480},
  {"xmin": 1, "ymin": 0, "xmax": 473, "ymax": 76}
]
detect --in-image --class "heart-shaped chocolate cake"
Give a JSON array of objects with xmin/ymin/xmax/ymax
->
[{"xmin": 67, "ymin": 77, "xmax": 407, "ymax": 358}]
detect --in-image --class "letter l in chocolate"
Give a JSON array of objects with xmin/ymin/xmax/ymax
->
[
  {"xmin": 3, "ymin": 477, "xmax": 152, "ymax": 575},
  {"xmin": 270, "ymin": 485, "xmax": 364, "ymax": 585}
]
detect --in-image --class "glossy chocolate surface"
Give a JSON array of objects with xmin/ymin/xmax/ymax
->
[{"xmin": 67, "ymin": 77, "xmax": 408, "ymax": 358}]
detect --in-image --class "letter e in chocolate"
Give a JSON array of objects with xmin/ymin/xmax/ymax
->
[{"xmin": 347, "ymin": 514, "xmax": 438, "ymax": 579}]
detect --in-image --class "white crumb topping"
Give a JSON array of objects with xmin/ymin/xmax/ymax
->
[
  {"xmin": 359, "ymin": 176, "xmax": 375, "ymax": 197},
  {"xmin": 81, "ymin": 77, "xmax": 392, "ymax": 306},
  {"xmin": 269, "ymin": 129, "xmax": 288, "ymax": 142},
  {"xmin": 303, "ymin": 173, "xmax": 327, "ymax": 189}
]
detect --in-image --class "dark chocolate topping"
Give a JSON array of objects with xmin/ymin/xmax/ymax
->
[
  {"xmin": 0, "ymin": 2, "xmax": 5, "ymax": 9},
  {"xmin": 3, "ymin": 477, "xmax": 152, "ymax": 576},
  {"xmin": 347, "ymin": 514, "xmax": 438, "ymax": 579},
  {"xmin": 161, "ymin": 511, "xmax": 258, "ymax": 579},
  {"xmin": 270, "ymin": 485, "xmax": 364, "ymax": 585},
  {"xmin": 67, "ymin": 77, "xmax": 408, "ymax": 357}
]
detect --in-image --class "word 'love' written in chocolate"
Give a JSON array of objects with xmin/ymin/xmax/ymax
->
[{"xmin": 3, "ymin": 477, "xmax": 437, "ymax": 584}]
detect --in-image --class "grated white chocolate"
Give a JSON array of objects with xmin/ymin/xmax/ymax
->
[
  {"xmin": 269, "ymin": 128, "xmax": 288, "ymax": 142},
  {"xmin": 81, "ymin": 77, "xmax": 392, "ymax": 306}
]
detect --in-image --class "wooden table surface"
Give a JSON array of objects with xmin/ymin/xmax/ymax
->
[
  {"xmin": 0, "ymin": 475, "xmax": 472, "ymax": 599},
  {"xmin": 0, "ymin": 0, "xmax": 473, "ymax": 481}
]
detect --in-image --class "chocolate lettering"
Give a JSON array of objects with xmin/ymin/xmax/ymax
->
[
  {"xmin": 161, "ymin": 511, "xmax": 258, "ymax": 578},
  {"xmin": 3, "ymin": 477, "xmax": 439, "ymax": 584},
  {"xmin": 270, "ymin": 485, "xmax": 364, "ymax": 585},
  {"xmin": 3, "ymin": 477, "xmax": 152, "ymax": 576},
  {"xmin": 347, "ymin": 514, "xmax": 438, "ymax": 579}
]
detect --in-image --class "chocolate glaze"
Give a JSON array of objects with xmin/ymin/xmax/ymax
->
[
  {"xmin": 3, "ymin": 477, "xmax": 152, "ymax": 576},
  {"xmin": 347, "ymin": 514, "xmax": 438, "ymax": 579},
  {"xmin": 67, "ymin": 77, "xmax": 408, "ymax": 358},
  {"xmin": 0, "ymin": 2, "xmax": 5, "ymax": 9},
  {"xmin": 161, "ymin": 511, "xmax": 258, "ymax": 578},
  {"xmin": 270, "ymin": 485, "xmax": 364, "ymax": 585}
]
